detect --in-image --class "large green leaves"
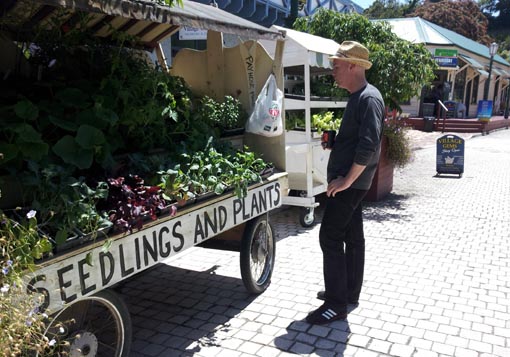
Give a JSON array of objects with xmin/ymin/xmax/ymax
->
[
  {"xmin": 52, "ymin": 125, "xmax": 105, "ymax": 169},
  {"xmin": 76, "ymin": 124, "xmax": 105, "ymax": 149},
  {"xmin": 53, "ymin": 135, "xmax": 94, "ymax": 169},
  {"xmin": 14, "ymin": 99, "xmax": 39, "ymax": 120},
  {"xmin": 55, "ymin": 88, "xmax": 90, "ymax": 109}
]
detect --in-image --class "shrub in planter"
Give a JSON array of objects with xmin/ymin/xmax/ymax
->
[{"xmin": 383, "ymin": 117, "xmax": 413, "ymax": 168}]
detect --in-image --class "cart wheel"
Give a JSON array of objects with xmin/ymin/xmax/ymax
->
[
  {"xmin": 240, "ymin": 214, "xmax": 275, "ymax": 294},
  {"xmin": 40, "ymin": 289, "xmax": 132, "ymax": 357},
  {"xmin": 299, "ymin": 207, "xmax": 315, "ymax": 227}
]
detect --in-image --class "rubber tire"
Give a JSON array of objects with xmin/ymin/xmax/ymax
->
[
  {"xmin": 240, "ymin": 215, "xmax": 275, "ymax": 294},
  {"xmin": 40, "ymin": 289, "xmax": 132, "ymax": 357},
  {"xmin": 299, "ymin": 207, "xmax": 315, "ymax": 227}
]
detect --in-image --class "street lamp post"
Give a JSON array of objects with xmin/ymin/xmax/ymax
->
[
  {"xmin": 505, "ymin": 86, "xmax": 509, "ymax": 119},
  {"xmin": 483, "ymin": 42, "xmax": 499, "ymax": 101}
]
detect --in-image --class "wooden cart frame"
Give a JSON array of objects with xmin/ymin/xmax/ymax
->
[
  {"xmin": 28, "ymin": 173, "xmax": 287, "ymax": 356},
  {"xmin": 2, "ymin": 1, "xmax": 290, "ymax": 355}
]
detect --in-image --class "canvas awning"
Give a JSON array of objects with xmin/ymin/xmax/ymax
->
[
  {"xmin": 0, "ymin": 0, "xmax": 284, "ymax": 50},
  {"xmin": 271, "ymin": 25, "xmax": 340, "ymax": 69}
]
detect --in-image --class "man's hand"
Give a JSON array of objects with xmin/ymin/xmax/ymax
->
[
  {"xmin": 327, "ymin": 163, "xmax": 367, "ymax": 196},
  {"xmin": 326, "ymin": 176, "xmax": 351, "ymax": 197}
]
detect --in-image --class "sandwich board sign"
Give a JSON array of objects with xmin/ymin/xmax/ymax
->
[{"xmin": 436, "ymin": 135, "xmax": 464, "ymax": 177}]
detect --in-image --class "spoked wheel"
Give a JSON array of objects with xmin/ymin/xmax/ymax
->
[
  {"xmin": 299, "ymin": 207, "xmax": 315, "ymax": 227},
  {"xmin": 240, "ymin": 214, "xmax": 275, "ymax": 294},
  {"xmin": 39, "ymin": 289, "xmax": 132, "ymax": 357}
]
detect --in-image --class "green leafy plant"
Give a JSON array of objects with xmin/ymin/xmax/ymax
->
[
  {"xmin": 383, "ymin": 118, "xmax": 413, "ymax": 168},
  {"xmin": 66, "ymin": 180, "xmax": 111, "ymax": 237},
  {"xmin": 226, "ymin": 147, "xmax": 267, "ymax": 198},
  {"xmin": 158, "ymin": 165, "xmax": 195, "ymax": 205},
  {"xmin": 0, "ymin": 209, "xmax": 55, "ymax": 356},
  {"xmin": 196, "ymin": 95, "xmax": 247, "ymax": 134},
  {"xmin": 285, "ymin": 111, "xmax": 306, "ymax": 129},
  {"xmin": 158, "ymin": 139, "xmax": 270, "ymax": 200},
  {"xmin": 1, "ymin": 23, "xmax": 198, "ymax": 174},
  {"xmin": 312, "ymin": 111, "xmax": 342, "ymax": 134}
]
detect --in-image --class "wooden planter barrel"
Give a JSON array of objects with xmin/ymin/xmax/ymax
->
[{"xmin": 364, "ymin": 136, "xmax": 394, "ymax": 202}]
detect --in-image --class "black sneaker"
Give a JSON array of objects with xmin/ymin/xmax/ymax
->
[
  {"xmin": 306, "ymin": 303, "xmax": 347, "ymax": 325},
  {"xmin": 317, "ymin": 291, "xmax": 359, "ymax": 305}
]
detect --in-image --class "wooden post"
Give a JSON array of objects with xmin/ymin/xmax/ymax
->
[{"xmin": 206, "ymin": 31, "xmax": 225, "ymax": 101}]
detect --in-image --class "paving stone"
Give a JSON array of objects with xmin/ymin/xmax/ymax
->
[
  {"xmin": 348, "ymin": 334, "xmax": 371, "ymax": 348},
  {"xmin": 414, "ymin": 349, "xmax": 439, "ymax": 357},
  {"xmin": 237, "ymin": 341, "xmax": 262, "ymax": 354},
  {"xmin": 289, "ymin": 341, "xmax": 314, "ymax": 354},
  {"xmin": 368, "ymin": 338, "xmax": 392, "ymax": 354},
  {"xmin": 118, "ymin": 130, "xmax": 510, "ymax": 357},
  {"xmin": 388, "ymin": 343, "xmax": 415, "ymax": 357}
]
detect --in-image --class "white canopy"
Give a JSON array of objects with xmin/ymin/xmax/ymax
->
[{"xmin": 260, "ymin": 25, "xmax": 340, "ymax": 69}]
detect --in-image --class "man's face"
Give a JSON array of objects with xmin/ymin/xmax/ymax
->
[{"xmin": 331, "ymin": 59, "xmax": 351, "ymax": 89}]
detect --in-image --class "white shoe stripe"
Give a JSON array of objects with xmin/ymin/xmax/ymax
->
[{"xmin": 321, "ymin": 309, "xmax": 337, "ymax": 320}]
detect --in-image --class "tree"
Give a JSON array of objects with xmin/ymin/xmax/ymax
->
[
  {"xmin": 480, "ymin": 0, "xmax": 510, "ymax": 60},
  {"xmin": 480, "ymin": 0, "xmax": 510, "ymax": 26},
  {"xmin": 292, "ymin": 9, "xmax": 436, "ymax": 111},
  {"xmin": 410, "ymin": 0, "xmax": 492, "ymax": 45},
  {"xmin": 364, "ymin": 0, "xmax": 420, "ymax": 19}
]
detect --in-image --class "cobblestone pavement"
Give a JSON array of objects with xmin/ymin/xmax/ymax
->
[{"xmin": 119, "ymin": 128, "xmax": 510, "ymax": 357}]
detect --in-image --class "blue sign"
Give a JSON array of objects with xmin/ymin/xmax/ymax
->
[
  {"xmin": 477, "ymin": 100, "xmax": 493, "ymax": 121},
  {"xmin": 434, "ymin": 56, "xmax": 458, "ymax": 68},
  {"xmin": 436, "ymin": 135, "xmax": 464, "ymax": 177}
]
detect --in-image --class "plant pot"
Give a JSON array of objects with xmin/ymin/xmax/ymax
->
[
  {"xmin": 74, "ymin": 224, "xmax": 112, "ymax": 243},
  {"xmin": 177, "ymin": 197, "xmax": 197, "ymax": 208},
  {"xmin": 260, "ymin": 166, "xmax": 274, "ymax": 180},
  {"xmin": 195, "ymin": 191, "xmax": 218, "ymax": 204},
  {"xmin": 364, "ymin": 137, "xmax": 394, "ymax": 202},
  {"xmin": 157, "ymin": 202, "xmax": 178, "ymax": 218},
  {"xmin": 53, "ymin": 231, "xmax": 84, "ymax": 253}
]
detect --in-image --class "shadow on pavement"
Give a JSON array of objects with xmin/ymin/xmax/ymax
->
[
  {"xmin": 116, "ymin": 263, "xmax": 257, "ymax": 356},
  {"xmin": 274, "ymin": 317, "xmax": 350, "ymax": 356},
  {"xmin": 363, "ymin": 192, "xmax": 414, "ymax": 222}
]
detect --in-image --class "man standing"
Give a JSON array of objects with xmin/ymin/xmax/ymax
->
[{"xmin": 306, "ymin": 41, "xmax": 385, "ymax": 325}]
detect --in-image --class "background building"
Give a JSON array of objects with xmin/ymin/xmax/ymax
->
[{"xmin": 380, "ymin": 17, "xmax": 510, "ymax": 118}]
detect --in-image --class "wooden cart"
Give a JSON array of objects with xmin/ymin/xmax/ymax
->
[
  {"xmin": 2, "ymin": 0, "xmax": 289, "ymax": 355},
  {"xmin": 26, "ymin": 173, "xmax": 287, "ymax": 356}
]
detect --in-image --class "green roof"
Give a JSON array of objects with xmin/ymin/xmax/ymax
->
[{"xmin": 375, "ymin": 17, "xmax": 509, "ymax": 67}]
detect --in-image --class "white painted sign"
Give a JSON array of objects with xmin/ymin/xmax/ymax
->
[
  {"xmin": 179, "ymin": 27, "xmax": 207, "ymax": 40},
  {"xmin": 27, "ymin": 180, "xmax": 283, "ymax": 313}
]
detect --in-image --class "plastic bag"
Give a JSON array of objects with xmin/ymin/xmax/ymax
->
[{"xmin": 245, "ymin": 74, "xmax": 283, "ymax": 137}]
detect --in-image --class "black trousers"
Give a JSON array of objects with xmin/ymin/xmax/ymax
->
[{"xmin": 319, "ymin": 188, "xmax": 367, "ymax": 312}]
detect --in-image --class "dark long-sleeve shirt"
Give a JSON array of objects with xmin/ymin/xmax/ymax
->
[{"xmin": 327, "ymin": 83, "xmax": 385, "ymax": 190}]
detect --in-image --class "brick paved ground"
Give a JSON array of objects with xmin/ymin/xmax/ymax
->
[{"xmin": 118, "ymin": 128, "xmax": 510, "ymax": 357}]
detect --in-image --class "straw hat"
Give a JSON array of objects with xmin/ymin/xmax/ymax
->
[{"xmin": 329, "ymin": 41, "xmax": 372, "ymax": 69}]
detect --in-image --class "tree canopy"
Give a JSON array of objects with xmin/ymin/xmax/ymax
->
[
  {"xmin": 364, "ymin": 0, "xmax": 420, "ymax": 19},
  {"xmin": 410, "ymin": 0, "xmax": 491, "ymax": 45},
  {"xmin": 363, "ymin": 0, "xmax": 510, "ymax": 62},
  {"xmin": 292, "ymin": 9, "xmax": 436, "ymax": 111}
]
